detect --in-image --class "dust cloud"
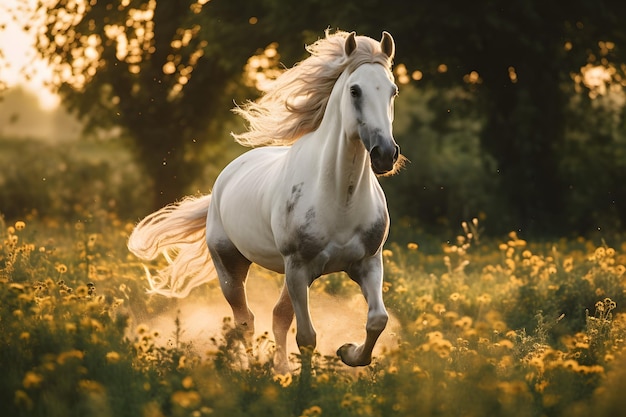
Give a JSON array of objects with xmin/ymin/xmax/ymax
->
[{"xmin": 133, "ymin": 269, "xmax": 400, "ymax": 364}]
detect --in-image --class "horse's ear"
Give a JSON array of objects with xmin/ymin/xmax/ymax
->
[
  {"xmin": 380, "ymin": 31, "xmax": 395, "ymax": 59},
  {"xmin": 345, "ymin": 31, "xmax": 357, "ymax": 57}
]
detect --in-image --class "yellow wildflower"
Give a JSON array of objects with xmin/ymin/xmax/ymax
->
[
  {"xmin": 273, "ymin": 373, "xmax": 292, "ymax": 387},
  {"xmin": 454, "ymin": 316, "xmax": 473, "ymax": 330},
  {"xmin": 57, "ymin": 350, "xmax": 84, "ymax": 364},
  {"xmin": 14, "ymin": 390, "xmax": 33, "ymax": 410},
  {"xmin": 23, "ymin": 371, "xmax": 44, "ymax": 389},
  {"xmin": 182, "ymin": 376, "xmax": 194, "ymax": 389},
  {"xmin": 477, "ymin": 293, "xmax": 492, "ymax": 304},
  {"xmin": 78, "ymin": 379, "xmax": 106, "ymax": 394},
  {"xmin": 449, "ymin": 292, "xmax": 461, "ymax": 302},
  {"xmin": 171, "ymin": 390, "xmax": 201, "ymax": 409},
  {"xmin": 177, "ymin": 355, "xmax": 188, "ymax": 370},
  {"xmin": 300, "ymin": 405, "xmax": 323, "ymax": 416},
  {"xmin": 433, "ymin": 303, "xmax": 446, "ymax": 314},
  {"xmin": 563, "ymin": 257, "xmax": 574, "ymax": 273},
  {"xmin": 506, "ymin": 247, "xmax": 515, "ymax": 259},
  {"xmin": 106, "ymin": 351, "xmax": 121, "ymax": 364}
]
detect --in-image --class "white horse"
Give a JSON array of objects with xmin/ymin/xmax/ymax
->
[{"xmin": 128, "ymin": 30, "xmax": 403, "ymax": 372}]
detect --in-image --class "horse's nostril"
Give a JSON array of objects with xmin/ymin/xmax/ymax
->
[
  {"xmin": 369, "ymin": 144, "xmax": 397, "ymax": 174},
  {"xmin": 370, "ymin": 146, "xmax": 382, "ymax": 161}
]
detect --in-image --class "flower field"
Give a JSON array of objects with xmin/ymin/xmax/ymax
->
[{"xmin": 2, "ymin": 213, "xmax": 626, "ymax": 417}]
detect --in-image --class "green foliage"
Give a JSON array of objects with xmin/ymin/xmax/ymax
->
[
  {"xmin": 257, "ymin": 0, "xmax": 626, "ymax": 234},
  {"xmin": 2, "ymin": 211, "xmax": 626, "ymax": 417},
  {"xmin": 559, "ymin": 84, "xmax": 626, "ymax": 231},
  {"xmin": 0, "ymin": 138, "xmax": 150, "ymax": 221},
  {"xmin": 385, "ymin": 84, "xmax": 499, "ymax": 234},
  {"xmin": 33, "ymin": 0, "xmax": 271, "ymax": 207},
  {"xmin": 19, "ymin": 0, "xmax": 626, "ymax": 233}
]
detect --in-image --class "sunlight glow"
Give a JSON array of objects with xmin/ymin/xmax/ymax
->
[
  {"xmin": 395, "ymin": 64, "xmax": 410, "ymax": 85},
  {"xmin": 0, "ymin": 0, "xmax": 60, "ymax": 110},
  {"xmin": 243, "ymin": 42, "xmax": 282, "ymax": 91},
  {"xmin": 508, "ymin": 66, "xmax": 518, "ymax": 83},
  {"xmin": 463, "ymin": 70, "xmax": 482, "ymax": 84},
  {"xmin": 575, "ymin": 63, "xmax": 626, "ymax": 99}
]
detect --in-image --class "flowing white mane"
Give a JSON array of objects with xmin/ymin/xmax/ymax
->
[{"xmin": 232, "ymin": 30, "xmax": 394, "ymax": 147}]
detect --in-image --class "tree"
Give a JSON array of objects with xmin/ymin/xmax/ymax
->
[
  {"xmin": 396, "ymin": 0, "xmax": 626, "ymax": 234},
  {"xmin": 31, "ymin": 0, "xmax": 273, "ymax": 209},
  {"xmin": 269, "ymin": 0, "xmax": 626, "ymax": 234},
  {"xmin": 11, "ymin": 0, "xmax": 626, "ymax": 234}
]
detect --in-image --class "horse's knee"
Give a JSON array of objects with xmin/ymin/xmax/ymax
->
[
  {"xmin": 273, "ymin": 301, "xmax": 291, "ymax": 323},
  {"xmin": 366, "ymin": 310, "xmax": 388, "ymax": 333},
  {"xmin": 273, "ymin": 311, "xmax": 292, "ymax": 340}
]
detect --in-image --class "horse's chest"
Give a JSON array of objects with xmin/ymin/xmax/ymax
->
[{"xmin": 279, "ymin": 206, "xmax": 388, "ymax": 272}]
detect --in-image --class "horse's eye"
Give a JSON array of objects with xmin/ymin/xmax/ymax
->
[{"xmin": 350, "ymin": 85, "xmax": 361, "ymax": 98}]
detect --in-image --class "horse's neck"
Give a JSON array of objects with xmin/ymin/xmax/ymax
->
[{"xmin": 294, "ymin": 84, "xmax": 374, "ymax": 206}]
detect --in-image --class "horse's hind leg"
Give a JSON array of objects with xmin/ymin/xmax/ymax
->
[
  {"xmin": 207, "ymin": 238, "xmax": 254, "ymax": 341},
  {"xmin": 272, "ymin": 282, "xmax": 294, "ymax": 373}
]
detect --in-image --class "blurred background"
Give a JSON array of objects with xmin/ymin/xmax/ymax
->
[{"xmin": 0, "ymin": 0, "xmax": 625, "ymax": 242}]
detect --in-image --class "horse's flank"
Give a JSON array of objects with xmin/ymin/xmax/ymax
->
[{"xmin": 232, "ymin": 30, "xmax": 394, "ymax": 147}]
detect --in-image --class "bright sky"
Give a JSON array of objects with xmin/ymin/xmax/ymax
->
[{"xmin": 0, "ymin": 0, "xmax": 60, "ymax": 110}]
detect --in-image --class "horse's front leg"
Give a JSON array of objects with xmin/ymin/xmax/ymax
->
[
  {"xmin": 339, "ymin": 252, "xmax": 389, "ymax": 366},
  {"xmin": 284, "ymin": 257, "xmax": 317, "ymax": 368}
]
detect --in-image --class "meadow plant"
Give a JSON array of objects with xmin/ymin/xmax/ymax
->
[{"xmin": 1, "ymin": 214, "xmax": 626, "ymax": 416}]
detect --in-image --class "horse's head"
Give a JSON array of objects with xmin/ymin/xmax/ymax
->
[{"xmin": 342, "ymin": 32, "xmax": 400, "ymax": 176}]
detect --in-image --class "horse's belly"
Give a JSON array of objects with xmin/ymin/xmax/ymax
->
[
  {"xmin": 219, "ymin": 204, "xmax": 285, "ymax": 273},
  {"xmin": 246, "ymin": 251, "xmax": 286, "ymax": 274},
  {"xmin": 230, "ymin": 229, "xmax": 285, "ymax": 273}
]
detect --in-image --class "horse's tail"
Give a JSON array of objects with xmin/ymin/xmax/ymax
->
[{"xmin": 128, "ymin": 194, "xmax": 215, "ymax": 298}]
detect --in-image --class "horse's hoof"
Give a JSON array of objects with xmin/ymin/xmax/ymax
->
[
  {"xmin": 272, "ymin": 352, "xmax": 291, "ymax": 375},
  {"xmin": 337, "ymin": 343, "xmax": 371, "ymax": 367}
]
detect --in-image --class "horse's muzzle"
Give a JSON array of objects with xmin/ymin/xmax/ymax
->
[{"xmin": 370, "ymin": 143, "xmax": 399, "ymax": 175}]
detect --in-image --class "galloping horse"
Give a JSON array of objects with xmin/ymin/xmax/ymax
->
[{"xmin": 128, "ymin": 30, "xmax": 403, "ymax": 372}]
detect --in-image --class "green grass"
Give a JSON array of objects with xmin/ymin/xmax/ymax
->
[{"xmin": 1, "ymin": 214, "xmax": 626, "ymax": 417}]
